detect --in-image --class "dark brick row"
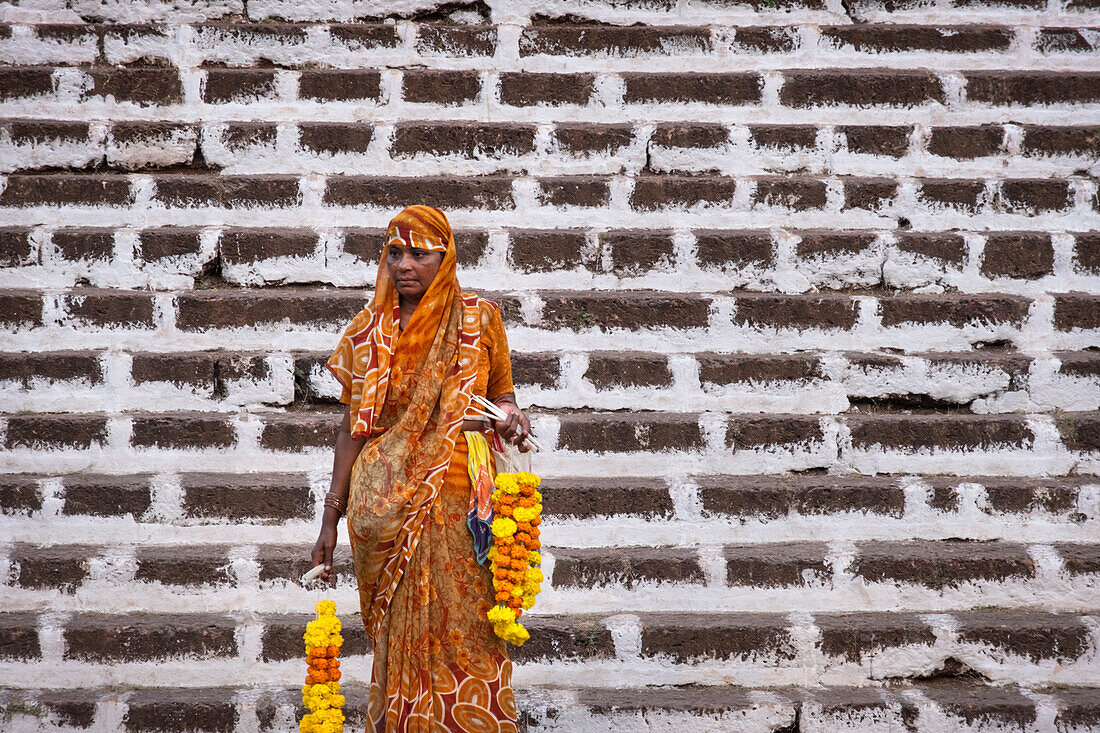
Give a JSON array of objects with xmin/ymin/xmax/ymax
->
[
  {"xmin": 3, "ymin": 67, "xmax": 1099, "ymax": 107},
  {"xmin": 0, "ymin": 174, "xmax": 1090, "ymax": 216},
  {"xmin": 2, "ymin": 607, "xmax": 1093, "ymax": 665}
]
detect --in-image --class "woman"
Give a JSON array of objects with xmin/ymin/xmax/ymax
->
[{"xmin": 311, "ymin": 205, "xmax": 532, "ymax": 733}]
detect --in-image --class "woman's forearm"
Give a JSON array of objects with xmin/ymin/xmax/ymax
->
[{"xmin": 325, "ymin": 411, "xmax": 365, "ymax": 523}]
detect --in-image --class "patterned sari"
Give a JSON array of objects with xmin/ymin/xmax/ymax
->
[{"xmin": 326, "ymin": 206, "xmax": 519, "ymax": 733}]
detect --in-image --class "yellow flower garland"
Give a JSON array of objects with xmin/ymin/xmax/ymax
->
[
  {"xmin": 300, "ymin": 600, "xmax": 345, "ymax": 733},
  {"xmin": 487, "ymin": 471, "xmax": 543, "ymax": 645}
]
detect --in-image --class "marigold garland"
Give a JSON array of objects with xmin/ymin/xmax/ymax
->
[
  {"xmin": 486, "ymin": 471, "xmax": 543, "ymax": 645},
  {"xmin": 300, "ymin": 600, "xmax": 345, "ymax": 733}
]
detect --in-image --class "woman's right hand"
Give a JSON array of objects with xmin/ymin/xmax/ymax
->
[{"xmin": 310, "ymin": 519, "xmax": 338, "ymax": 583}]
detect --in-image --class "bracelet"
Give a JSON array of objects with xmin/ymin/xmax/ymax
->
[{"xmin": 324, "ymin": 492, "xmax": 347, "ymax": 516}]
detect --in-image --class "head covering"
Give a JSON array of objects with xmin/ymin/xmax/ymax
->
[{"xmin": 326, "ymin": 205, "xmax": 482, "ymax": 638}]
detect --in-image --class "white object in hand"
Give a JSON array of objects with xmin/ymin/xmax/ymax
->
[
  {"xmin": 470, "ymin": 395, "xmax": 544, "ymax": 452},
  {"xmin": 301, "ymin": 564, "xmax": 327, "ymax": 583}
]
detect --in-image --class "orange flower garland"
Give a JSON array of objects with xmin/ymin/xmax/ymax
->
[
  {"xmin": 486, "ymin": 471, "xmax": 543, "ymax": 645},
  {"xmin": 300, "ymin": 600, "xmax": 345, "ymax": 733}
]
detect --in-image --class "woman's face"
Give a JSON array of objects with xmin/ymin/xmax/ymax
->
[{"xmin": 386, "ymin": 243, "xmax": 443, "ymax": 301}]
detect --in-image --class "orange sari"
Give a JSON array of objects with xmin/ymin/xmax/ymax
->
[{"xmin": 327, "ymin": 206, "xmax": 518, "ymax": 732}]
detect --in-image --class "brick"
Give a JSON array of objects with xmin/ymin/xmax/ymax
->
[
  {"xmin": 699, "ymin": 475, "xmax": 906, "ymax": 519},
  {"xmin": 1057, "ymin": 412, "xmax": 1100, "ymax": 452},
  {"xmin": 749, "ymin": 125, "xmax": 817, "ymax": 151},
  {"xmin": 1058, "ymin": 18, "xmax": 1097, "ymax": 47},
  {"xmin": 12, "ymin": 544, "xmax": 92, "ymax": 591},
  {"xmin": 552, "ymin": 547, "xmax": 703, "ymax": 589},
  {"xmin": 300, "ymin": 69, "xmax": 382, "ymax": 103},
  {"xmin": 500, "ymin": 353, "xmax": 558, "ymax": 391},
  {"xmin": 417, "ymin": 24, "xmax": 496, "ymax": 56},
  {"xmin": 539, "ymin": 477, "xmax": 673, "ymax": 519},
  {"xmin": 391, "ymin": 122, "xmax": 536, "ymax": 158},
  {"xmin": 724, "ymin": 542, "xmax": 829, "ymax": 587},
  {"xmin": 52, "ymin": 228, "xmax": 114, "ymax": 263},
  {"xmin": 135, "ymin": 546, "xmax": 232, "ymax": 586},
  {"xmin": 623, "ymin": 73, "xmax": 762, "ymax": 105},
  {"xmin": 8, "ymin": 119, "xmax": 90, "ymax": 145},
  {"xmin": 630, "ymin": 175, "xmax": 737, "ymax": 210},
  {"xmin": 753, "ymin": 177, "xmax": 827, "ymax": 210},
  {"xmin": 62, "ymin": 290, "xmax": 156, "ymax": 329},
  {"xmin": 203, "ymin": 69, "xmax": 276, "ymax": 103},
  {"xmin": 1055, "ymin": 543, "xmax": 1100, "ymax": 575},
  {"xmin": 63, "ymin": 474, "xmax": 151, "ymax": 518},
  {"xmin": 652, "ymin": 123, "xmax": 728, "ymax": 149},
  {"xmin": 88, "ymin": 68, "xmax": 182, "ymax": 106},
  {"xmin": 131, "ymin": 413, "xmax": 235, "ymax": 449},
  {"xmin": 552, "ymin": 123, "xmax": 634, "ymax": 154},
  {"xmin": 499, "ymin": 72, "xmax": 594, "ymax": 107},
  {"xmin": 576, "ymin": 686, "xmax": 755, "ymax": 715},
  {"xmin": 182, "ymin": 473, "xmax": 312, "ymax": 522},
  {"xmin": 176, "ymin": 289, "xmax": 367, "ymax": 330},
  {"xmin": 298, "ymin": 122, "xmax": 373, "ymax": 154},
  {"xmin": 257, "ymin": 543, "xmax": 354, "ymax": 588},
  {"xmin": 218, "ymin": 352, "xmax": 270, "ymax": 384},
  {"xmin": 641, "ymin": 613, "xmax": 795, "ymax": 662},
  {"xmin": 1022, "ymin": 125, "xmax": 1100, "ymax": 158},
  {"xmin": 324, "ymin": 176, "xmax": 514, "ymax": 210},
  {"xmin": 781, "ymin": 70, "xmax": 944, "ymax": 107},
  {"xmin": 894, "ymin": 232, "xmax": 966, "ymax": 265},
  {"xmin": 0, "ymin": 67, "xmax": 56, "ymax": 100},
  {"xmin": 796, "ymin": 231, "xmax": 876, "ymax": 259},
  {"xmin": 137, "ymin": 228, "xmax": 203, "ymax": 261},
  {"xmin": 965, "ymin": 72, "xmax": 1100, "ymax": 105},
  {"xmin": 152, "ymin": 174, "xmax": 301, "ymax": 208},
  {"xmin": 1073, "ymin": 233, "xmax": 1100, "ymax": 274},
  {"xmin": 822, "ymin": 25, "xmax": 1011, "ymax": 53},
  {"xmin": 0, "ymin": 175, "xmax": 133, "ymax": 208},
  {"xmin": 329, "ymin": 24, "xmax": 401, "ymax": 49},
  {"xmin": 694, "ymin": 229, "xmax": 773, "ymax": 270},
  {"xmin": 0, "ymin": 228, "xmax": 34, "ymax": 267},
  {"xmin": 520, "ymin": 24, "xmax": 711, "ymax": 57},
  {"xmin": 699, "ymin": 354, "xmax": 822, "ymax": 386},
  {"xmin": 998, "ymin": 179, "xmax": 1071, "ymax": 213},
  {"xmin": 131, "ymin": 352, "xmax": 215, "ymax": 389},
  {"xmin": 124, "ymin": 688, "xmax": 237, "ymax": 733},
  {"xmin": 839, "ymin": 126, "xmax": 911, "ymax": 157},
  {"xmin": 220, "ymin": 228, "xmax": 319, "ymax": 264},
  {"xmin": 585, "ymin": 352, "xmax": 672, "ymax": 388},
  {"xmin": 1054, "ymin": 293, "xmax": 1100, "ymax": 331},
  {"xmin": 507, "ymin": 229, "xmax": 587, "ymax": 272},
  {"xmin": 923, "ymin": 686, "xmax": 1037, "ymax": 730},
  {"xmin": 537, "ymin": 176, "xmax": 610, "ymax": 207},
  {"xmin": 726, "ymin": 415, "xmax": 823, "ymax": 449},
  {"xmin": 557, "ymin": 412, "xmax": 703, "ymax": 453},
  {"xmin": 511, "ymin": 616, "xmax": 615, "ymax": 663},
  {"xmin": 843, "ymin": 178, "xmax": 898, "ymax": 211},
  {"xmin": 956, "ymin": 611, "xmax": 1089, "ymax": 662},
  {"xmin": 0, "ymin": 291, "xmax": 43, "ymax": 328},
  {"xmin": 1052, "ymin": 689, "xmax": 1100, "ymax": 732},
  {"xmin": 540, "ymin": 292, "xmax": 711, "ymax": 331},
  {"xmin": 402, "ymin": 70, "xmax": 480, "ymax": 105},
  {"xmin": 1057, "ymin": 350, "xmax": 1100, "ymax": 378},
  {"xmin": 981, "ymin": 232, "xmax": 1054, "ymax": 279},
  {"xmin": 733, "ymin": 294, "xmax": 858, "ymax": 330},
  {"xmin": 65, "ymin": 614, "xmax": 237, "ymax": 662},
  {"xmin": 602, "ymin": 229, "xmax": 674, "ymax": 275},
  {"xmin": 5, "ymin": 414, "xmax": 107, "ymax": 450},
  {"xmin": 221, "ymin": 121, "xmax": 278, "ymax": 150},
  {"xmin": 731, "ymin": 26, "xmax": 799, "ymax": 53},
  {"xmin": 917, "ymin": 179, "xmax": 987, "ymax": 210},
  {"xmin": 928, "ymin": 126, "xmax": 1004, "ymax": 158},
  {"xmin": 0, "ymin": 613, "xmax": 41, "ymax": 660},
  {"xmin": 1, "ymin": 475, "xmax": 41, "ymax": 516},
  {"xmin": 261, "ymin": 612, "xmax": 369, "ymax": 660},
  {"xmin": 339, "ymin": 227, "xmax": 384, "ymax": 268},
  {"xmin": 848, "ymin": 414, "xmax": 1032, "ymax": 450},
  {"xmin": 816, "ymin": 613, "xmax": 935, "ymax": 662},
  {"xmin": 852, "ymin": 540, "xmax": 1034, "ymax": 588},
  {"xmin": 260, "ymin": 412, "xmax": 339, "ymax": 452},
  {"xmin": 0, "ymin": 350, "xmax": 103, "ymax": 387},
  {"xmin": 927, "ymin": 478, "xmax": 961, "ymax": 512}
]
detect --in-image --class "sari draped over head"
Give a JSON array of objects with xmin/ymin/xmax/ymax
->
[{"xmin": 326, "ymin": 205, "xmax": 482, "ymax": 641}]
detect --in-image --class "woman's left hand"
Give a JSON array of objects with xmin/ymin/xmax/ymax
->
[{"xmin": 492, "ymin": 398, "xmax": 533, "ymax": 453}]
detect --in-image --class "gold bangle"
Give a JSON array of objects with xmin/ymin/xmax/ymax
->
[{"xmin": 324, "ymin": 493, "xmax": 347, "ymax": 516}]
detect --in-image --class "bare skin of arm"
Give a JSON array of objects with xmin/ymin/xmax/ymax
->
[{"xmin": 310, "ymin": 409, "xmax": 365, "ymax": 583}]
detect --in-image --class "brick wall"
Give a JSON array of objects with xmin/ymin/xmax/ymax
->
[{"xmin": 1, "ymin": 0, "xmax": 1099, "ymax": 730}]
